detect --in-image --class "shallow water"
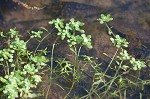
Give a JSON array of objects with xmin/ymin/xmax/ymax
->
[
  {"xmin": 1, "ymin": 0, "xmax": 150, "ymax": 98},
  {"xmin": 0, "ymin": 0, "xmax": 150, "ymax": 57}
]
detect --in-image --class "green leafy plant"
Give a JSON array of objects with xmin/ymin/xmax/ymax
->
[
  {"xmin": 49, "ymin": 18, "xmax": 92, "ymax": 49},
  {"xmin": 46, "ymin": 15, "xmax": 148, "ymax": 99},
  {"xmin": 56, "ymin": 58, "xmax": 73, "ymax": 75},
  {"xmin": 0, "ymin": 14, "xmax": 148, "ymax": 99},
  {"xmin": 97, "ymin": 14, "xmax": 113, "ymax": 24},
  {"xmin": 79, "ymin": 14, "xmax": 147, "ymax": 99},
  {"xmin": 48, "ymin": 18, "xmax": 93, "ymax": 98},
  {"xmin": 0, "ymin": 28, "xmax": 48, "ymax": 99}
]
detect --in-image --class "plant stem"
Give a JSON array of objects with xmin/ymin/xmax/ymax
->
[
  {"xmin": 45, "ymin": 37, "xmax": 58, "ymax": 99},
  {"xmin": 34, "ymin": 28, "xmax": 54, "ymax": 55},
  {"xmin": 105, "ymin": 23, "xmax": 115, "ymax": 37},
  {"xmin": 64, "ymin": 46, "xmax": 82, "ymax": 98},
  {"xmin": 6, "ymin": 61, "xmax": 9, "ymax": 75},
  {"xmin": 2, "ymin": 64, "xmax": 7, "ymax": 75},
  {"xmin": 104, "ymin": 48, "xmax": 119, "ymax": 74},
  {"xmin": 64, "ymin": 81, "xmax": 75, "ymax": 99},
  {"xmin": 102, "ymin": 60, "xmax": 123, "ymax": 98}
]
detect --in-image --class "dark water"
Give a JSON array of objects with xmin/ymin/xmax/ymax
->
[
  {"xmin": 1, "ymin": 0, "xmax": 150, "ymax": 98},
  {"xmin": 0, "ymin": 0, "xmax": 150, "ymax": 57}
]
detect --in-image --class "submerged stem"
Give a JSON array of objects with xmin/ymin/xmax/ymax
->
[
  {"xmin": 34, "ymin": 28, "xmax": 54, "ymax": 55},
  {"xmin": 45, "ymin": 37, "xmax": 59, "ymax": 99},
  {"xmin": 104, "ymin": 48, "xmax": 119, "ymax": 74}
]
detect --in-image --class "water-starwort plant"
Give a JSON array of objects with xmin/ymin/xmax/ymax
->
[
  {"xmin": 56, "ymin": 58, "xmax": 73, "ymax": 75},
  {"xmin": 0, "ymin": 28, "xmax": 48, "ymax": 99},
  {"xmin": 49, "ymin": 18, "xmax": 93, "ymax": 98},
  {"xmin": 84, "ymin": 14, "xmax": 147, "ymax": 99},
  {"xmin": 78, "ymin": 14, "xmax": 147, "ymax": 99},
  {"xmin": 0, "ymin": 14, "xmax": 149, "ymax": 99},
  {"xmin": 49, "ymin": 18, "xmax": 92, "ymax": 49},
  {"xmin": 46, "ymin": 15, "xmax": 148, "ymax": 99}
]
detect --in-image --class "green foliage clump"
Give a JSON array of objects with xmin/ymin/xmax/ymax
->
[
  {"xmin": 49, "ymin": 18, "xmax": 92, "ymax": 49},
  {"xmin": 0, "ymin": 28, "xmax": 48, "ymax": 99},
  {"xmin": 0, "ymin": 67, "xmax": 41, "ymax": 99},
  {"xmin": 97, "ymin": 14, "xmax": 113, "ymax": 24},
  {"xmin": 110, "ymin": 35, "xmax": 129, "ymax": 48}
]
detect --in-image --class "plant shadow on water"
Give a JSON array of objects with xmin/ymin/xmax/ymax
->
[{"xmin": 0, "ymin": 0, "xmax": 150, "ymax": 99}]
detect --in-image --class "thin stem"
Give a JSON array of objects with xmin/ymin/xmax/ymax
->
[
  {"xmin": 16, "ymin": 52, "xmax": 20, "ymax": 70},
  {"xmin": 2, "ymin": 63, "xmax": 7, "ymax": 75},
  {"xmin": 64, "ymin": 58, "xmax": 76, "ymax": 99},
  {"xmin": 105, "ymin": 23, "xmax": 115, "ymax": 37},
  {"xmin": 73, "ymin": 46, "xmax": 78, "ymax": 70},
  {"xmin": 5, "ymin": 61, "xmax": 9, "ymax": 75},
  {"xmin": 104, "ymin": 48, "xmax": 119, "ymax": 74},
  {"xmin": 34, "ymin": 28, "xmax": 54, "ymax": 55},
  {"xmin": 77, "ymin": 46, "xmax": 82, "ymax": 57},
  {"xmin": 26, "ymin": 38, "xmax": 31, "ymax": 44},
  {"xmin": 64, "ymin": 81, "xmax": 75, "ymax": 99},
  {"xmin": 102, "ymin": 60, "xmax": 123, "ymax": 98},
  {"xmin": 64, "ymin": 46, "xmax": 82, "ymax": 99},
  {"xmin": 45, "ymin": 37, "xmax": 59, "ymax": 99}
]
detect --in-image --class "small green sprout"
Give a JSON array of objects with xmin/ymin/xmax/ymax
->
[
  {"xmin": 130, "ymin": 57, "xmax": 146, "ymax": 70},
  {"xmin": 97, "ymin": 14, "xmax": 113, "ymax": 24},
  {"xmin": 56, "ymin": 59, "xmax": 73, "ymax": 75},
  {"xmin": 117, "ymin": 50, "xmax": 131, "ymax": 61},
  {"xmin": 7, "ymin": 28, "xmax": 19, "ymax": 38},
  {"xmin": 0, "ymin": 49, "xmax": 14, "ymax": 62},
  {"xmin": 30, "ymin": 55, "xmax": 48, "ymax": 67},
  {"xmin": 110, "ymin": 35, "xmax": 129, "ymax": 48},
  {"xmin": 10, "ymin": 37, "xmax": 26, "ymax": 51},
  {"xmin": 30, "ymin": 31, "xmax": 43, "ymax": 38}
]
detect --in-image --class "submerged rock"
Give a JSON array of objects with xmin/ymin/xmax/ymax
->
[{"xmin": 0, "ymin": 0, "xmax": 150, "ymax": 98}]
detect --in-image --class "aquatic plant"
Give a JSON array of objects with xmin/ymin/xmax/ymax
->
[
  {"xmin": 0, "ymin": 28, "xmax": 48, "ymax": 99},
  {"xmin": 48, "ymin": 18, "xmax": 92, "ymax": 98},
  {"xmin": 80, "ymin": 14, "xmax": 147, "ymax": 99},
  {"xmin": 0, "ymin": 14, "xmax": 149, "ymax": 99}
]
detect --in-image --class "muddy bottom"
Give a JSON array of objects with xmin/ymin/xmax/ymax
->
[{"xmin": 0, "ymin": 0, "xmax": 150, "ymax": 99}]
